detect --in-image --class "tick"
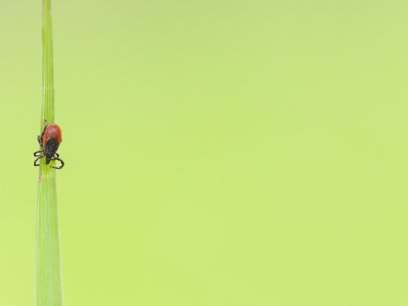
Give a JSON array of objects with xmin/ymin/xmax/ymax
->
[{"xmin": 33, "ymin": 121, "xmax": 64, "ymax": 169}]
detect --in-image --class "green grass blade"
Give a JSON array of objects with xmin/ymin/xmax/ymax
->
[
  {"xmin": 41, "ymin": 0, "xmax": 55, "ymax": 125},
  {"xmin": 35, "ymin": 0, "xmax": 64, "ymax": 305}
]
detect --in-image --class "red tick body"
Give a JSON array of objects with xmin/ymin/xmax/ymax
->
[
  {"xmin": 42, "ymin": 123, "xmax": 62, "ymax": 146},
  {"xmin": 33, "ymin": 122, "xmax": 65, "ymax": 169}
]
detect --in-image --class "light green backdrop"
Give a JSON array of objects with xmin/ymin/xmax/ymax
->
[{"xmin": 1, "ymin": 0, "xmax": 408, "ymax": 305}]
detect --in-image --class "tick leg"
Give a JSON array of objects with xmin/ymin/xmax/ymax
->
[
  {"xmin": 38, "ymin": 120, "xmax": 48, "ymax": 147},
  {"xmin": 54, "ymin": 152, "xmax": 59, "ymax": 158},
  {"xmin": 37, "ymin": 135, "xmax": 43, "ymax": 147},
  {"xmin": 34, "ymin": 155, "xmax": 44, "ymax": 166},
  {"xmin": 33, "ymin": 150, "xmax": 43, "ymax": 157},
  {"xmin": 51, "ymin": 157, "xmax": 64, "ymax": 169}
]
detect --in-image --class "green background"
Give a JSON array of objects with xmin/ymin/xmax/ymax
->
[{"xmin": 1, "ymin": 0, "xmax": 408, "ymax": 305}]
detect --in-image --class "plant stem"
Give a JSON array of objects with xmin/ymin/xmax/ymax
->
[
  {"xmin": 35, "ymin": 0, "xmax": 63, "ymax": 305},
  {"xmin": 41, "ymin": 0, "xmax": 55, "ymax": 126}
]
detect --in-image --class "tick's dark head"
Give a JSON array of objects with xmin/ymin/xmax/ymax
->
[
  {"xmin": 44, "ymin": 138, "xmax": 60, "ymax": 160},
  {"xmin": 46, "ymin": 156, "xmax": 52, "ymax": 164}
]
